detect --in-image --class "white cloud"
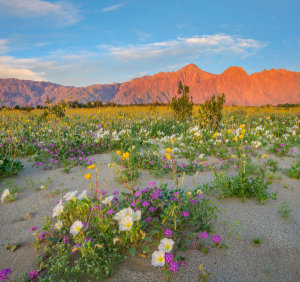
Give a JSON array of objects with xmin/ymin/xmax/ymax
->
[
  {"xmin": 0, "ymin": 39, "xmax": 9, "ymax": 54},
  {"xmin": 0, "ymin": 34, "xmax": 267, "ymax": 85},
  {"xmin": 0, "ymin": 0, "xmax": 80, "ymax": 25},
  {"xmin": 0, "ymin": 56, "xmax": 46, "ymax": 80},
  {"xmin": 101, "ymin": 34, "xmax": 265, "ymax": 62},
  {"xmin": 102, "ymin": 2, "xmax": 125, "ymax": 12}
]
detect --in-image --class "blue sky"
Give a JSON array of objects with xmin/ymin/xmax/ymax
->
[{"xmin": 0, "ymin": 0, "xmax": 299, "ymax": 86}]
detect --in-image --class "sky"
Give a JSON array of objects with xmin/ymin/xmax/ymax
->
[{"xmin": 0, "ymin": 0, "xmax": 299, "ymax": 86}]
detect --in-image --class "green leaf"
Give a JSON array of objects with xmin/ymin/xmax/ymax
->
[
  {"xmin": 47, "ymin": 237, "xmax": 59, "ymax": 242},
  {"xmin": 141, "ymin": 245, "xmax": 150, "ymax": 253},
  {"xmin": 150, "ymin": 229, "xmax": 159, "ymax": 236},
  {"xmin": 144, "ymin": 237, "xmax": 152, "ymax": 242},
  {"xmin": 129, "ymin": 246, "xmax": 136, "ymax": 256}
]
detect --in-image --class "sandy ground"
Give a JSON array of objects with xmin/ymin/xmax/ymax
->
[{"xmin": 0, "ymin": 153, "xmax": 299, "ymax": 281}]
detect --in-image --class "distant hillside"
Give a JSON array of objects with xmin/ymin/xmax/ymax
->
[{"xmin": 1, "ymin": 64, "xmax": 300, "ymax": 106}]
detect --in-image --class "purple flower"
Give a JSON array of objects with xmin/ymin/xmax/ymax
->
[
  {"xmin": 107, "ymin": 209, "xmax": 115, "ymax": 215},
  {"xmin": 113, "ymin": 190, "xmax": 119, "ymax": 195},
  {"xmin": 199, "ymin": 231, "xmax": 209, "ymax": 240},
  {"xmin": 280, "ymin": 143, "xmax": 285, "ymax": 147},
  {"xmin": 164, "ymin": 252, "xmax": 174, "ymax": 263},
  {"xmin": 0, "ymin": 268, "xmax": 12, "ymax": 281},
  {"xmin": 145, "ymin": 217, "xmax": 151, "ymax": 223},
  {"xmin": 151, "ymin": 190, "xmax": 160, "ymax": 200},
  {"xmin": 149, "ymin": 181, "xmax": 156, "ymax": 186},
  {"xmin": 85, "ymin": 237, "xmax": 92, "ymax": 242},
  {"xmin": 62, "ymin": 236, "xmax": 69, "ymax": 245},
  {"xmin": 149, "ymin": 206, "xmax": 156, "ymax": 212},
  {"xmin": 178, "ymin": 259, "xmax": 187, "ymax": 266},
  {"xmin": 149, "ymin": 161, "xmax": 154, "ymax": 165},
  {"xmin": 38, "ymin": 231, "xmax": 50, "ymax": 240},
  {"xmin": 82, "ymin": 222, "xmax": 87, "ymax": 229},
  {"xmin": 29, "ymin": 226, "xmax": 38, "ymax": 232},
  {"xmin": 169, "ymin": 261, "xmax": 178, "ymax": 272},
  {"xmin": 164, "ymin": 228, "xmax": 173, "ymax": 236},
  {"xmin": 212, "ymin": 235, "xmax": 221, "ymax": 244},
  {"xmin": 91, "ymin": 206, "xmax": 96, "ymax": 211},
  {"xmin": 190, "ymin": 199, "xmax": 197, "ymax": 204},
  {"xmin": 142, "ymin": 201, "xmax": 150, "ymax": 207},
  {"xmin": 134, "ymin": 191, "xmax": 142, "ymax": 197},
  {"xmin": 181, "ymin": 211, "xmax": 190, "ymax": 217},
  {"xmin": 170, "ymin": 197, "xmax": 177, "ymax": 201},
  {"xmin": 29, "ymin": 270, "xmax": 39, "ymax": 281}
]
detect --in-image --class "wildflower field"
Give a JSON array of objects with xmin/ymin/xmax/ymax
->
[{"xmin": 0, "ymin": 105, "xmax": 300, "ymax": 281}]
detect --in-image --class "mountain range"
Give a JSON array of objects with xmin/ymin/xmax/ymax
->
[{"xmin": 0, "ymin": 64, "xmax": 299, "ymax": 106}]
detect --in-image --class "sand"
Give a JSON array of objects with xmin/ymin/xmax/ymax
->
[{"xmin": 0, "ymin": 153, "xmax": 299, "ymax": 281}]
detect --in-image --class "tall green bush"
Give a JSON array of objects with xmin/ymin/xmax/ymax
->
[{"xmin": 171, "ymin": 81, "xmax": 193, "ymax": 122}]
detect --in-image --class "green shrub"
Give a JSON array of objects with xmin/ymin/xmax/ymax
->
[
  {"xmin": 198, "ymin": 93, "xmax": 225, "ymax": 129},
  {"xmin": 171, "ymin": 81, "xmax": 193, "ymax": 122},
  {"xmin": 0, "ymin": 155, "xmax": 23, "ymax": 178}
]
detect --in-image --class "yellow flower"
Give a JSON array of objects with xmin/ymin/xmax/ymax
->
[
  {"xmin": 267, "ymin": 116, "xmax": 270, "ymax": 120},
  {"xmin": 165, "ymin": 153, "xmax": 171, "ymax": 160},
  {"xmin": 262, "ymin": 154, "xmax": 267, "ymax": 159},
  {"xmin": 84, "ymin": 173, "xmax": 91, "ymax": 181},
  {"xmin": 116, "ymin": 150, "xmax": 121, "ymax": 155},
  {"xmin": 227, "ymin": 129, "xmax": 231, "ymax": 134},
  {"xmin": 166, "ymin": 148, "xmax": 172, "ymax": 153},
  {"xmin": 240, "ymin": 124, "xmax": 245, "ymax": 129},
  {"xmin": 170, "ymin": 139, "xmax": 175, "ymax": 143},
  {"xmin": 234, "ymin": 137, "xmax": 238, "ymax": 142},
  {"xmin": 212, "ymin": 132, "xmax": 217, "ymax": 138},
  {"xmin": 122, "ymin": 152, "xmax": 130, "ymax": 160},
  {"xmin": 241, "ymin": 129, "xmax": 246, "ymax": 134},
  {"xmin": 87, "ymin": 164, "xmax": 95, "ymax": 170},
  {"xmin": 239, "ymin": 134, "xmax": 244, "ymax": 139}
]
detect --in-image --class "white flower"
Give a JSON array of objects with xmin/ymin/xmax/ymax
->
[
  {"xmin": 55, "ymin": 220, "xmax": 63, "ymax": 230},
  {"xmin": 70, "ymin": 220, "xmax": 83, "ymax": 236},
  {"xmin": 52, "ymin": 201, "xmax": 64, "ymax": 218},
  {"xmin": 158, "ymin": 238, "xmax": 174, "ymax": 253},
  {"xmin": 63, "ymin": 190, "xmax": 78, "ymax": 201},
  {"xmin": 101, "ymin": 195, "xmax": 114, "ymax": 204},
  {"xmin": 78, "ymin": 190, "xmax": 88, "ymax": 200},
  {"xmin": 1, "ymin": 189, "xmax": 9, "ymax": 202},
  {"xmin": 133, "ymin": 210, "xmax": 141, "ymax": 221},
  {"xmin": 113, "ymin": 207, "xmax": 134, "ymax": 221},
  {"xmin": 151, "ymin": 250, "xmax": 165, "ymax": 266},
  {"xmin": 119, "ymin": 216, "xmax": 133, "ymax": 231}
]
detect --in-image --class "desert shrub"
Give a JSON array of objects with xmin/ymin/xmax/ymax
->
[
  {"xmin": 285, "ymin": 161, "xmax": 300, "ymax": 179},
  {"xmin": 40, "ymin": 99, "xmax": 67, "ymax": 120},
  {"xmin": 25, "ymin": 161, "xmax": 221, "ymax": 281},
  {"xmin": 171, "ymin": 81, "xmax": 193, "ymax": 122},
  {"xmin": 278, "ymin": 201, "xmax": 293, "ymax": 222},
  {"xmin": 0, "ymin": 154, "xmax": 23, "ymax": 178},
  {"xmin": 202, "ymin": 172, "xmax": 276, "ymax": 204},
  {"xmin": 198, "ymin": 93, "xmax": 225, "ymax": 130}
]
